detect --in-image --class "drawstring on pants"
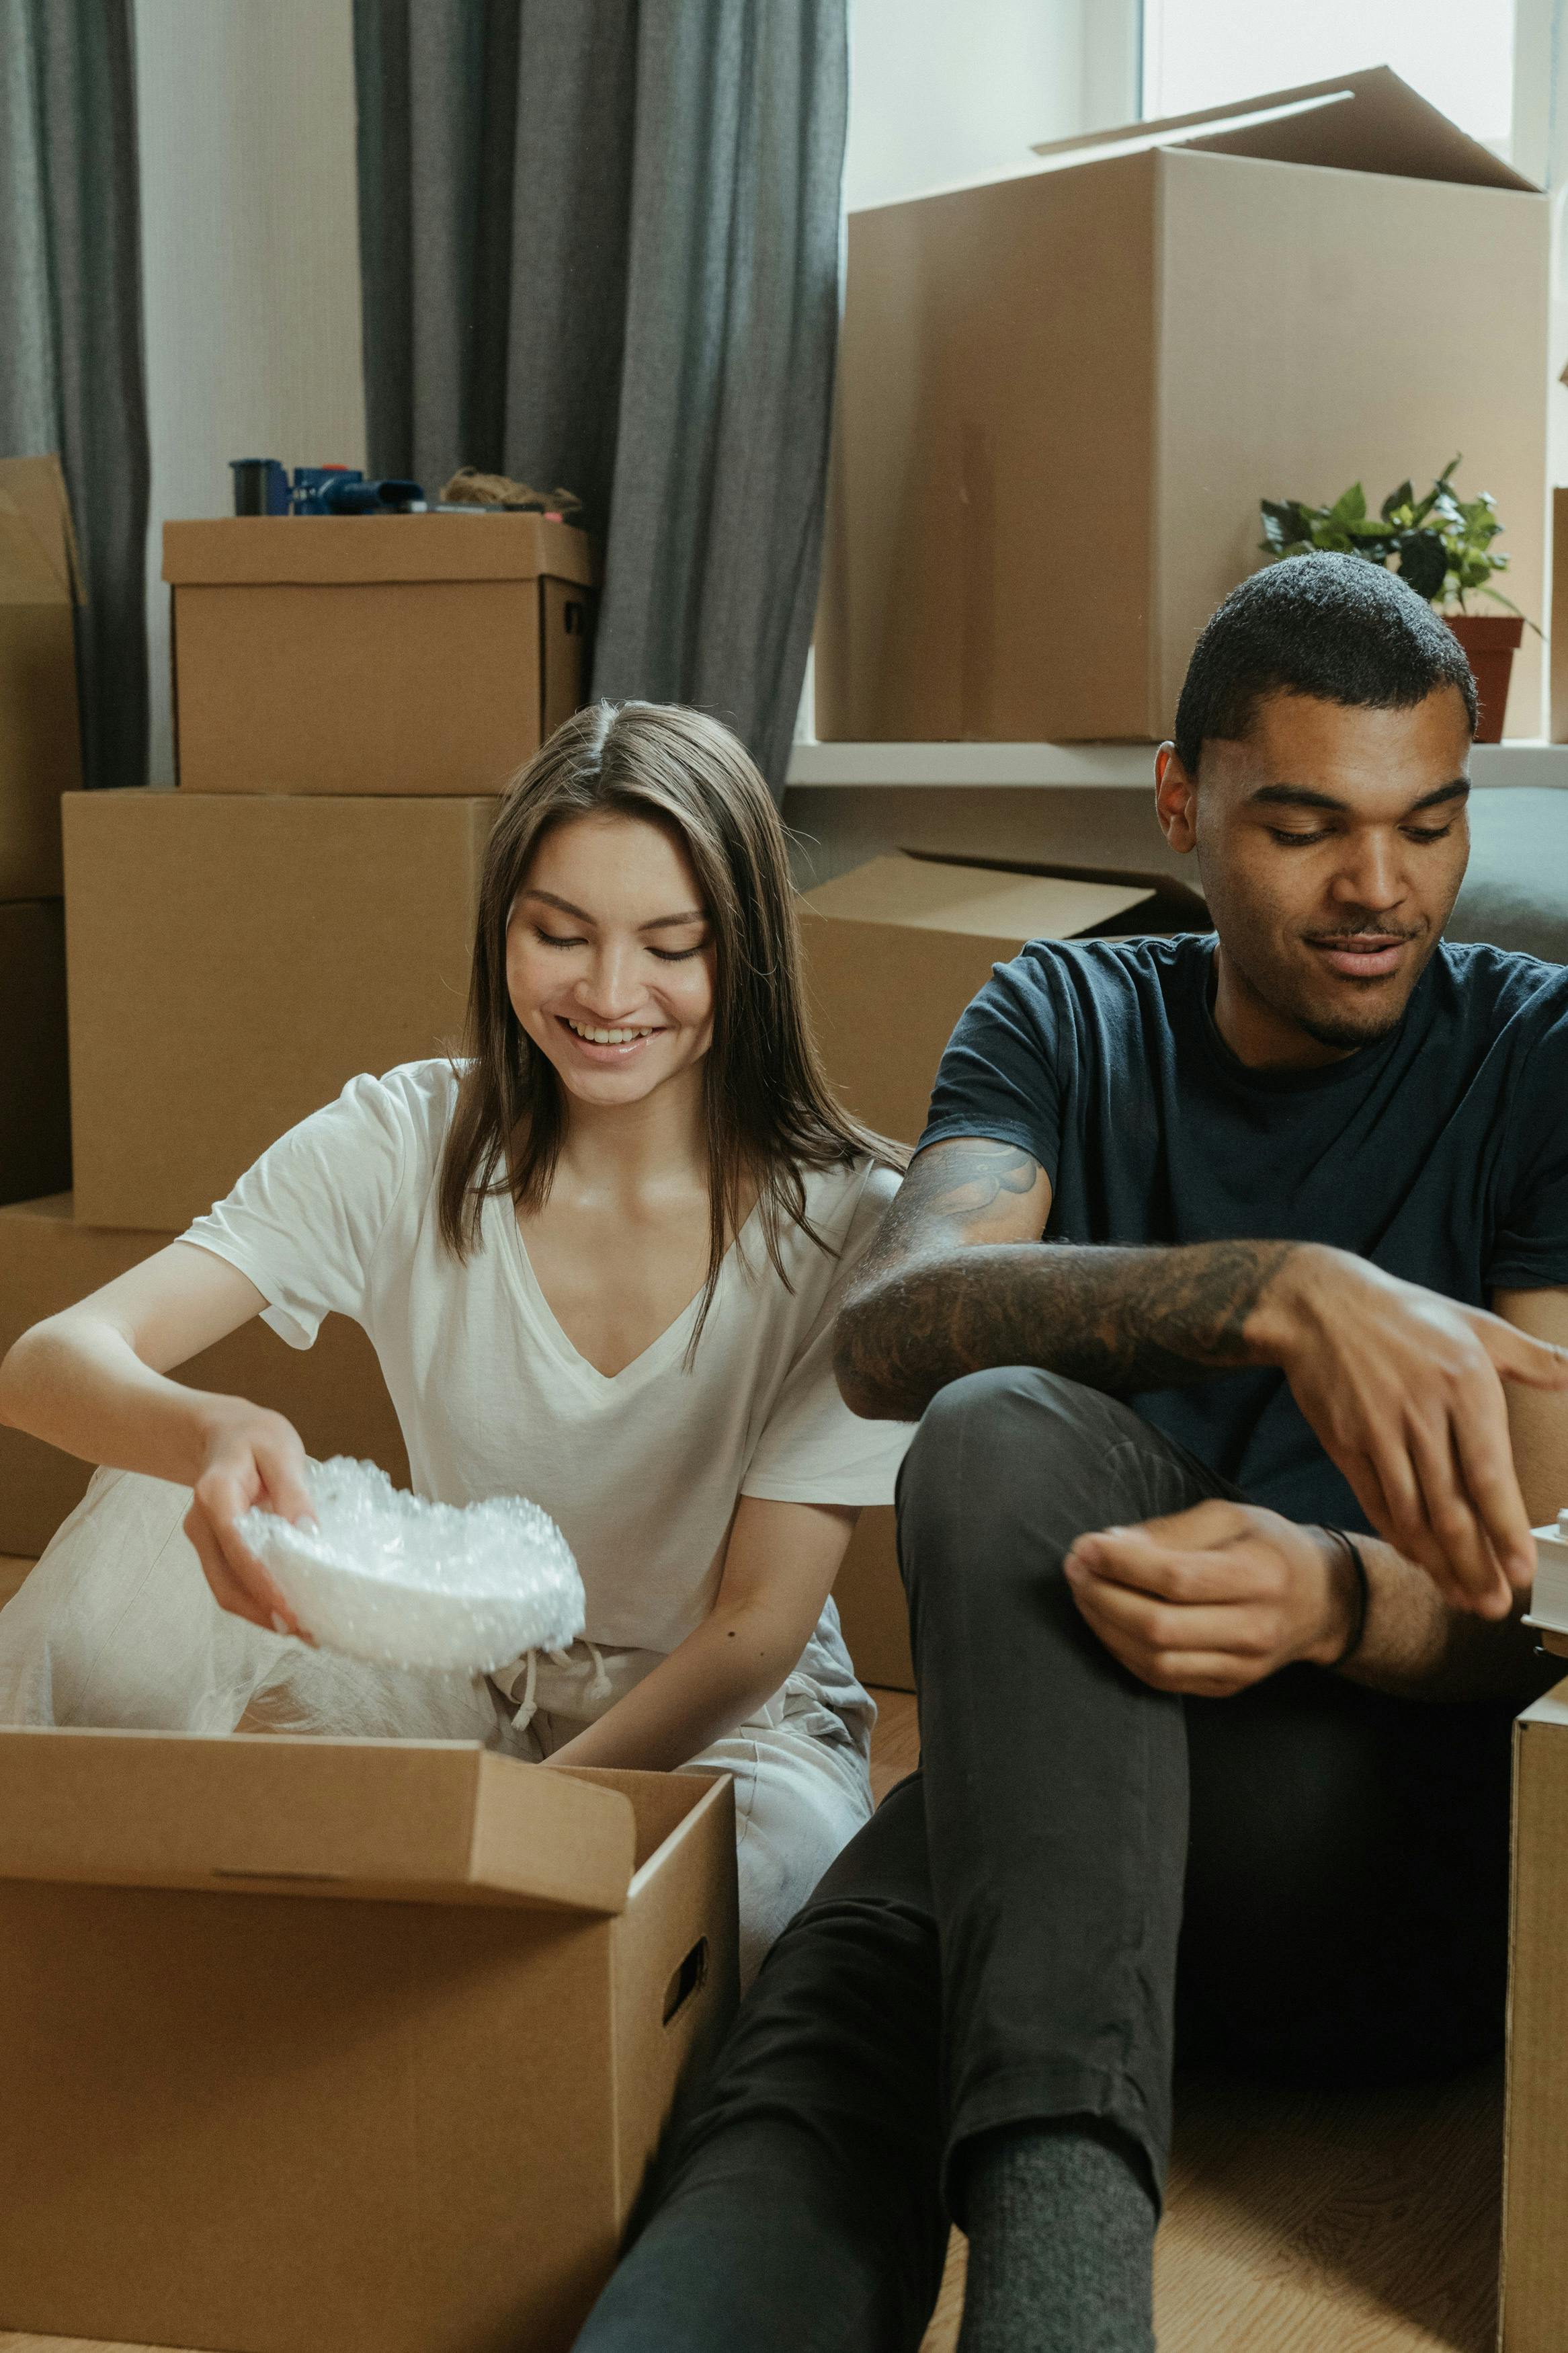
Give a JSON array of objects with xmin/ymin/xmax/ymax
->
[{"xmin": 509, "ymin": 1637, "xmax": 613, "ymax": 1733}]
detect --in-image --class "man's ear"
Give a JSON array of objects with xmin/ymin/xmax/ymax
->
[{"xmin": 1155, "ymin": 742, "xmax": 1198, "ymax": 854}]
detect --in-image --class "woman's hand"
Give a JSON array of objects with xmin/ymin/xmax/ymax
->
[
  {"xmin": 1063, "ymin": 1499, "xmax": 1354, "ymax": 1698},
  {"xmin": 1248, "ymin": 1244, "xmax": 1568, "ymax": 1618},
  {"xmin": 183, "ymin": 1400, "xmax": 317, "ymax": 1638}
]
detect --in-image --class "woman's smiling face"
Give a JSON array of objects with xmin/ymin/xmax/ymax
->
[{"xmin": 506, "ymin": 810, "xmax": 716, "ymax": 1108}]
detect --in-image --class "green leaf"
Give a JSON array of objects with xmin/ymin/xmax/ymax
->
[
  {"xmin": 1380, "ymin": 479, "xmax": 1414, "ymax": 522},
  {"xmin": 1329, "ymin": 481, "xmax": 1368, "ymax": 524}
]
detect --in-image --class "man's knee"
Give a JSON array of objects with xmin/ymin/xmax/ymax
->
[{"xmin": 896, "ymin": 1367, "xmax": 1168, "ymax": 1573}]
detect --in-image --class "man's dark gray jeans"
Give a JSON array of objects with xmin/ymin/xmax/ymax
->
[{"xmin": 573, "ymin": 1370, "xmax": 1516, "ymax": 2353}]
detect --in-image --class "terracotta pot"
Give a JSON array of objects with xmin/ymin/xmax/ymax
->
[{"xmin": 1443, "ymin": 612, "xmax": 1524, "ymax": 743}]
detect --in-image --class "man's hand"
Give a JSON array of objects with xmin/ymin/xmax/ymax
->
[
  {"xmin": 1063, "ymin": 1499, "xmax": 1355, "ymax": 1699},
  {"xmin": 1247, "ymin": 1246, "xmax": 1568, "ymax": 1620}
]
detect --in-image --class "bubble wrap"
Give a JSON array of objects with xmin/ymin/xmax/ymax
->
[{"xmin": 235, "ymin": 1457, "xmax": 585, "ymax": 1672}]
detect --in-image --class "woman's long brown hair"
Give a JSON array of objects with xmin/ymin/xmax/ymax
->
[{"xmin": 438, "ymin": 701, "xmax": 903, "ymax": 1347}]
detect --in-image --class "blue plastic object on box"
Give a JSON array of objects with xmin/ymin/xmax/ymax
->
[{"xmin": 290, "ymin": 468, "xmax": 425, "ymax": 516}]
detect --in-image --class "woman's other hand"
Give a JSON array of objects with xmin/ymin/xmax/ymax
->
[{"xmin": 184, "ymin": 1400, "xmax": 317, "ymax": 1638}]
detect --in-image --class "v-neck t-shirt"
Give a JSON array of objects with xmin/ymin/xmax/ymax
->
[
  {"xmin": 919, "ymin": 936, "xmax": 1568, "ymax": 1535},
  {"xmin": 183, "ymin": 1061, "xmax": 912, "ymax": 1653}
]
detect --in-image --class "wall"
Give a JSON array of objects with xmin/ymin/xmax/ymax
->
[
  {"xmin": 843, "ymin": 0, "xmax": 1139, "ymax": 210},
  {"xmin": 134, "ymin": 0, "xmax": 367, "ymax": 787}
]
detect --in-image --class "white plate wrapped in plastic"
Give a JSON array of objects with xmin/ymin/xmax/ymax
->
[{"xmin": 235, "ymin": 1457, "xmax": 584, "ymax": 1672}]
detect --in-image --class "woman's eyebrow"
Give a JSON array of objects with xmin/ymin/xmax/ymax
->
[{"xmin": 520, "ymin": 887, "xmax": 706, "ymax": 931}]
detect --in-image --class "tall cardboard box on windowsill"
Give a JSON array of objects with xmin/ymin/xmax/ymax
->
[
  {"xmin": 0, "ymin": 454, "xmax": 83, "ymax": 900},
  {"xmin": 0, "ymin": 1196, "xmax": 409, "ymax": 1557},
  {"xmin": 817, "ymin": 67, "xmax": 1547, "ymax": 743},
  {"xmin": 0, "ymin": 1728, "xmax": 737, "ymax": 2353},
  {"xmin": 164, "ymin": 514, "xmax": 596, "ymax": 795},
  {"xmin": 64, "ymin": 790, "xmax": 497, "ymax": 1231}
]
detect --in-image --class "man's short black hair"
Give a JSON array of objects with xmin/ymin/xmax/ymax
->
[{"xmin": 1173, "ymin": 552, "xmax": 1479, "ymax": 772}]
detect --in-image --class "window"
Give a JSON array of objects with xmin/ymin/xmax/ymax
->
[{"xmin": 1141, "ymin": 0, "xmax": 1516, "ymax": 154}]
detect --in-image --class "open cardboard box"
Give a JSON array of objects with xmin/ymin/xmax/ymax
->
[
  {"xmin": 164, "ymin": 514, "xmax": 596, "ymax": 795},
  {"xmin": 0, "ymin": 1195, "xmax": 409, "ymax": 1556},
  {"xmin": 64, "ymin": 789, "xmax": 497, "ymax": 1230},
  {"xmin": 817, "ymin": 66, "xmax": 1546, "ymax": 743},
  {"xmin": 0, "ymin": 454, "xmax": 83, "ymax": 900},
  {"xmin": 0, "ymin": 1727, "xmax": 737, "ymax": 2353},
  {"xmin": 799, "ymin": 850, "xmax": 1205, "ymax": 1147},
  {"xmin": 1502, "ymin": 1679, "xmax": 1568, "ymax": 2348}
]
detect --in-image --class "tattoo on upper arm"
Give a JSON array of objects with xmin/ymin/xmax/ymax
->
[{"xmin": 862, "ymin": 1139, "xmax": 1043, "ymax": 1271}]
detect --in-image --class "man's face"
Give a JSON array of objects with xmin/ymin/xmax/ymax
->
[{"xmin": 1155, "ymin": 688, "xmax": 1473, "ymax": 1066}]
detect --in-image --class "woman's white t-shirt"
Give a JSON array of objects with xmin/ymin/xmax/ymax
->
[{"xmin": 182, "ymin": 1062, "xmax": 912, "ymax": 1657}]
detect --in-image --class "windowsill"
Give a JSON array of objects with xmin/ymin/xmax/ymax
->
[{"xmin": 785, "ymin": 741, "xmax": 1568, "ymax": 791}]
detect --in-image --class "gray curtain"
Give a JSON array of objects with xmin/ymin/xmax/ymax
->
[
  {"xmin": 0, "ymin": 0, "xmax": 149, "ymax": 794},
  {"xmin": 354, "ymin": 0, "xmax": 848, "ymax": 797}
]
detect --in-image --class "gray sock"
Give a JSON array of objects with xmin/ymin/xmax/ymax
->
[{"xmin": 956, "ymin": 2119, "xmax": 1157, "ymax": 2353}]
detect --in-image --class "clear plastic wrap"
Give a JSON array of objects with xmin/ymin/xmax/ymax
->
[{"xmin": 235, "ymin": 1456, "xmax": 584, "ymax": 1671}]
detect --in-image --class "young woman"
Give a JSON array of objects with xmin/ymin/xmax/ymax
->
[{"xmin": 0, "ymin": 701, "xmax": 909, "ymax": 1980}]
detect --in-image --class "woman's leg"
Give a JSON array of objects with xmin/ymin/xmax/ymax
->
[
  {"xmin": 686, "ymin": 1709, "xmax": 874, "ymax": 1986},
  {"xmin": 573, "ymin": 1773, "xmax": 949, "ymax": 2353}
]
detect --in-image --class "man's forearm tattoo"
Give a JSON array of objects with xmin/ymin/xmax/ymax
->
[{"xmin": 835, "ymin": 1137, "xmax": 1295, "ymax": 1420}]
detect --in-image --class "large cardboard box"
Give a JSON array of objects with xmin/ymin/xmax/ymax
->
[
  {"xmin": 164, "ymin": 514, "xmax": 596, "ymax": 795},
  {"xmin": 65, "ymin": 790, "xmax": 496, "ymax": 1230},
  {"xmin": 817, "ymin": 69, "xmax": 1547, "ymax": 744},
  {"xmin": 800, "ymin": 852, "xmax": 1182, "ymax": 1146},
  {"xmin": 0, "ymin": 898, "xmax": 70, "ymax": 1208},
  {"xmin": 1548, "ymin": 488, "xmax": 1568, "ymax": 744},
  {"xmin": 0, "ymin": 1728, "xmax": 737, "ymax": 2353},
  {"xmin": 0, "ymin": 1195, "xmax": 409, "ymax": 1556},
  {"xmin": 1501, "ymin": 1679, "xmax": 1568, "ymax": 2348},
  {"xmin": 0, "ymin": 455, "xmax": 83, "ymax": 899},
  {"xmin": 835, "ymin": 1507, "xmax": 913, "ymax": 1691}
]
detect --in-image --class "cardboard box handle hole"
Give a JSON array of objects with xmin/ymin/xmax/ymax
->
[{"xmin": 663, "ymin": 1937, "xmax": 708, "ymax": 2026}]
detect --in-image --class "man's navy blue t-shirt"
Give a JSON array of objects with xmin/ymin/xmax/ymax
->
[{"xmin": 919, "ymin": 936, "xmax": 1568, "ymax": 1533}]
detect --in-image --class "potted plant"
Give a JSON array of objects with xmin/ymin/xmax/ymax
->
[{"xmin": 1259, "ymin": 457, "xmax": 1534, "ymax": 741}]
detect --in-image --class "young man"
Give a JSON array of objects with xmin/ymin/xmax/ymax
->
[{"xmin": 573, "ymin": 555, "xmax": 1568, "ymax": 2353}]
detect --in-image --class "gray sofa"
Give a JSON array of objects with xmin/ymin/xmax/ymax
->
[{"xmin": 1449, "ymin": 788, "xmax": 1568, "ymax": 963}]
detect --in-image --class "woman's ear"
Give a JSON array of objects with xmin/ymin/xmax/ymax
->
[{"xmin": 1154, "ymin": 742, "xmax": 1199, "ymax": 856}]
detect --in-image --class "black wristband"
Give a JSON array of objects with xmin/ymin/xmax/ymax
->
[{"xmin": 1323, "ymin": 1527, "xmax": 1370, "ymax": 1667}]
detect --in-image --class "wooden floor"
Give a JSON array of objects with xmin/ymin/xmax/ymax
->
[{"xmin": 0, "ymin": 1673, "xmax": 1504, "ymax": 2353}]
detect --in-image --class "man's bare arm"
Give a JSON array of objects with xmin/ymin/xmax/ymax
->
[{"xmin": 834, "ymin": 1135, "xmax": 1293, "ymax": 1420}]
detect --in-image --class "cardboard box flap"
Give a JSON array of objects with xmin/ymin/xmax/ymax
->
[
  {"xmin": 163, "ymin": 512, "xmax": 598, "ymax": 590},
  {"xmin": 0, "ymin": 1728, "xmax": 637, "ymax": 1913},
  {"xmin": 0, "ymin": 454, "xmax": 84, "ymax": 603},
  {"xmin": 1030, "ymin": 67, "xmax": 1536, "ymax": 195},
  {"xmin": 804, "ymin": 854, "xmax": 1152, "ymax": 943},
  {"xmin": 1518, "ymin": 1683, "xmax": 1568, "ymax": 1732}
]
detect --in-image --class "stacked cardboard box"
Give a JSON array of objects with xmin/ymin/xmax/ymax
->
[
  {"xmin": 4, "ymin": 513, "xmax": 595, "ymax": 1564},
  {"xmin": 0, "ymin": 456, "xmax": 80, "ymax": 1210}
]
